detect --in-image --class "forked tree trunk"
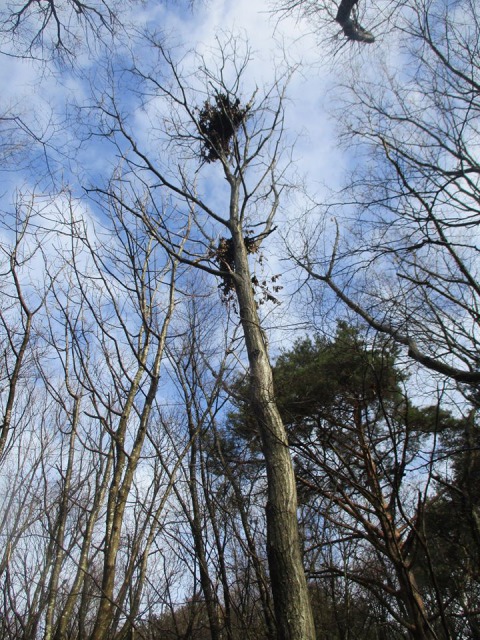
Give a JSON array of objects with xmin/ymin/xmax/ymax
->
[{"xmin": 397, "ymin": 565, "xmax": 437, "ymax": 640}]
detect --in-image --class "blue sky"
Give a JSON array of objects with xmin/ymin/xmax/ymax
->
[
  {"xmin": 0, "ymin": 0, "xmax": 373, "ymax": 198},
  {"xmin": 0, "ymin": 0, "xmax": 408, "ymax": 356}
]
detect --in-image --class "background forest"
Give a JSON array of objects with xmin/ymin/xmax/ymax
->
[{"xmin": 0, "ymin": 0, "xmax": 479, "ymax": 638}]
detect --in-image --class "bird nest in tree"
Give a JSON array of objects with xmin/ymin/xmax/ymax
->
[{"xmin": 198, "ymin": 94, "xmax": 250, "ymax": 163}]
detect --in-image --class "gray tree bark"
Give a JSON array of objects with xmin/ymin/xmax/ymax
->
[{"xmin": 231, "ymin": 224, "xmax": 316, "ymax": 640}]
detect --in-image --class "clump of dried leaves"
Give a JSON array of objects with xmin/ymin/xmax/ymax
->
[
  {"xmin": 209, "ymin": 236, "xmax": 283, "ymax": 305},
  {"xmin": 209, "ymin": 236, "xmax": 258, "ymax": 298}
]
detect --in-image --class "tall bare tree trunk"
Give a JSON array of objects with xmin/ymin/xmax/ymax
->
[
  {"xmin": 231, "ymin": 225, "xmax": 315, "ymax": 640},
  {"xmin": 90, "ymin": 261, "xmax": 177, "ymax": 640},
  {"xmin": 44, "ymin": 397, "xmax": 81, "ymax": 640},
  {"xmin": 92, "ymin": 45, "xmax": 318, "ymax": 638}
]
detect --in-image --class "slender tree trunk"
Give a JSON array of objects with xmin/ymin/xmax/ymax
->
[
  {"xmin": 213, "ymin": 429, "xmax": 276, "ymax": 638},
  {"xmin": 44, "ymin": 397, "xmax": 81, "ymax": 640},
  {"xmin": 356, "ymin": 406, "xmax": 437, "ymax": 640},
  {"xmin": 396, "ymin": 566, "xmax": 437, "ymax": 640},
  {"xmin": 0, "ymin": 312, "xmax": 32, "ymax": 460},
  {"xmin": 201, "ymin": 443, "xmax": 240, "ymax": 640},
  {"xmin": 54, "ymin": 448, "xmax": 113, "ymax": 640},
  {"xmin": 188, "ymin": 433, "xmax": 222, "ymax": 640},
  {"xmin": 231, "ymin": 225, "xmax": 316, "ymax": 640},
  {"xmin": 91, "ymin": 269, "xmax": 176, "ymax": 640},
  {"xmin": 91, "ymin": 366, "xmax": 146, "ymax": 640}
]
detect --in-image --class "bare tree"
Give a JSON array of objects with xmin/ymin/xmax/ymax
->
[
  {"xmin": 0, "ymin": 0, "xmax": 129, "ymax": 59},
  {"xmin": 163, "ymin": 302, "xmax": 229, "ymax": 640},
  {"xmin": 0, "ymin": 194, "xmax": 50, "ymax": 463},
  {"xmin": 66, "ymin": 198, "xmax": 181, "ymax": 640},
  {"xmin": 229, "ymin": 324, "xmax": 469, "ymax": 638},
  {"xmin": 0, "ymin": 186, "xmax": 188, "ymax": 639},
  {"xmin": 87, "ymin": 35, "xmax": 316, "ymax": 639},
  {"xmin": 291, "ymin": 0, "xmax": 480, "ymax": 394},
  {"xmin": 163, "ymin": 291, "xmax": 279, "ymax": 640}
]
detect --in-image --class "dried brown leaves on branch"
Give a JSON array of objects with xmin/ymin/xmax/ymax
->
[
  {"xmin": 209, "ymin": 236, "xmax": 283, "ymax": 305},
  {"xmin": 209, "ymin": 236, "xmax": 258, "ymax": 299}
]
